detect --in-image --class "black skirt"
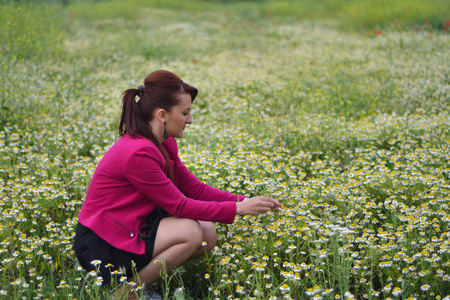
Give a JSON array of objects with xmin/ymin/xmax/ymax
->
[{"xmin": 73, "ymin": 207, "xmax": 168, "ymax": 285}]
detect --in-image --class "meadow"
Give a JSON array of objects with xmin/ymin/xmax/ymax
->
[{"xmin": 0, "ymin": 0, "xmax": 449, "ymax": 299}]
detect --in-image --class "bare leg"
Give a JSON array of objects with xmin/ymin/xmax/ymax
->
[
  {"xmin": 189, "ymin": 221, "xmax": 217, "ymax": 259},
  {"xmin": 137, "ymin": 217, "xmax": 204, "ymax": 284},
  {"xmin": 114, "ymin": 218, "xmax": 217, "ymax": 299}
]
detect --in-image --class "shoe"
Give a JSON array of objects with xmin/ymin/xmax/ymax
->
[{"xmin": 142, "ymin": 286, "xmax": 163, "ymax": 300}]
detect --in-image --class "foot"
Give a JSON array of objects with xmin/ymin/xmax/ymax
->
[{"xmin": 142, "ymin": 286, "xmax": 163, "ymax": 300}]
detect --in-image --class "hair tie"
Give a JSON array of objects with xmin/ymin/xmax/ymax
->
[{"xmin": 135, "ymin": 85, "xmax": 144, "ymax": 103}]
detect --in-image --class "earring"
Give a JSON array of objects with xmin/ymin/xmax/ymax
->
[{"xmin": 163, "ymin": 122, "xmax": 169, "ymax": 140}]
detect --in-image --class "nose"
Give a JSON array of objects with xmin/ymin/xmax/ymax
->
[{"xmin": 186, "ymin": 114, "xmax": 193, "ymax": 124}]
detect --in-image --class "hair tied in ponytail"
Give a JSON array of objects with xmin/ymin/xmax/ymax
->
[{"xmin": 135, "ymin": 85, "xmax": 145, "ymax": 103}]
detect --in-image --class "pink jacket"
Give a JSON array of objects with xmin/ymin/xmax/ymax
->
[{"xmin": 78, "ymin": 134, "xmax": 244, "ymax": 254}]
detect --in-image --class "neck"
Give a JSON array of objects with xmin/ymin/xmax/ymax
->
[{"xmin": 148, "ymin": 119, "xmax": 165, "ymax": 144}]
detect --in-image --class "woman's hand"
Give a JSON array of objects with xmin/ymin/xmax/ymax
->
[{"xmin": 236, "ymin": 196, "xmax": 281, "ymax": 216}]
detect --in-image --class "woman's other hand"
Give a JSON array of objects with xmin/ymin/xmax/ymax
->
[{"xmin": 236, "ymin": 196, "xmax": 281, "ymax": 216}]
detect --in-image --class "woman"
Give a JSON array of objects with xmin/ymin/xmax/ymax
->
[{"xmin": 74, "ymin": 70, "xmax": 281, "ymax": 299}]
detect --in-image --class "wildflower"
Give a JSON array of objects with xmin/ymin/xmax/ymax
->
[
  {"xmin": 280, "ymin": 284, "xmax": 291, "ymax": 293},
  {"xmin": 205, "ymin": 273, "xmax": 210, "ymax": 279},
  {"xmin": 322, "ymin": 288, "xmax": 333, "ymax": 295},
  {"xmin": 383, "ymin": 284, "xmax": 391, "ymax": 293},
  {"xmin": 306, "ymin": 288, "xmax": 315, "ymax": 296},
  {"xmin": 392, "ymin": 287, "xmax": 402, "ymax": 296},
  {"xmin": 90, "ymin": 260, "xmax": 102, "ymax": 267},
  {"xmin": 345, "ymin": 291, "xmax": 355, "ymax": 299},
  {"xmin": 95, "ymin": 278, "xmax": 103, "ymax": 286},
  {"xmin": 236, "ymin": 285, "xmax": 245, "ymax": 294},
  {"xmin": 421, "ymin": 284, "xmax": 430, "ymax": 291},
  {"xmin": 11, "ymin": 278, "xmax": 21, "ymax": 285},
  {"xmin": 127, "ymin": 281, "xmax": 137, "ymax": 287}
]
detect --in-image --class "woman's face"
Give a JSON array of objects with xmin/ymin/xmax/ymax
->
[{"xmin": 165, "ymin": 93, "xmax": 192, "ymax": 138}]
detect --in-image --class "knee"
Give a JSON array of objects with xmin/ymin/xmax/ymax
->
[
  {"xmin": 202, "ymin": 222, "xmax": 217, "ymax": 252},
  {"xmin": 182, "ymin": 219, "xmax": 203, "ymax": 247}
]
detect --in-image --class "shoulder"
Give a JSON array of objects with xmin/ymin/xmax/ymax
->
[{"xmin": 114, "ymin": 134, "xmax": 163, "ymax": 159}]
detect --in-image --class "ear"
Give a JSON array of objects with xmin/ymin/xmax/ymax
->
[{"xmin": 155, "ymin": 108, "xmax": 167, "ymax": 123}]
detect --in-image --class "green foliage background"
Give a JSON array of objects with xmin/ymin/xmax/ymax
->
[{"xmin": 0, "ymin": 0, "xmax": 449, "ymax": 299}]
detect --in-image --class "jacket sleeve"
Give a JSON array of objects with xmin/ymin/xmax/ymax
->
[
  {"xmin": 125, "ymin": 145, "xmax": 237, "ymax": 224},
  {"xmin": 176, "ymin": 155, "xmax": 246, "ymax": 203}
]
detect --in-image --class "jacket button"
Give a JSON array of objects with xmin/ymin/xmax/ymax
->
[{"xmin": 130, "ymin": 233, "xmax": 134, "ymax": 237}]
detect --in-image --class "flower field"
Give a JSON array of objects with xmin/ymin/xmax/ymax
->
[{"xmin": 1, "ymin": 0, "xmax": 449, "ymax": 299}]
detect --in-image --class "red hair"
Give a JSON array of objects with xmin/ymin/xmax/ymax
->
[{"xmin": 118, "ymin": 70, "xmax": 198, "ymax": 179}]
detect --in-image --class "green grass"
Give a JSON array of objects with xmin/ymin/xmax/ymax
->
[
  {"xmin": 0, "ymin": 0, "xmax": 449, "ymax": 299},
  {"xmin": 87, "ymin": 0, "xmax": 450, "ymax": 32},
  {"xmin": 0, "ymin": 3, "xmax": 66, "ymax": 61}
]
